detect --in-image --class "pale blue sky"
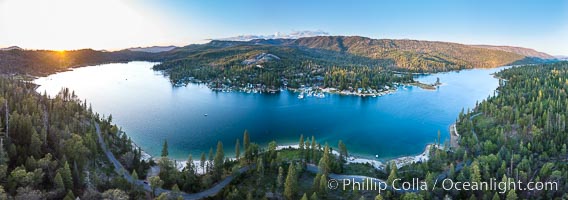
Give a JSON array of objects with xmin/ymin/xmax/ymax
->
[{"xmin": 1, "ymin": 0, "xmax": 567, "ymax": 55}]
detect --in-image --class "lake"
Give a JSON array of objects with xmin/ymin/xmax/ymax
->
[{"xmin": 34, "ymin": 61, "xmax": 505, "ymax": 161}]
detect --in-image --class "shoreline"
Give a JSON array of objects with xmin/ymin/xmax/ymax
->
[
  {"xmin": 184, "ymin": 79, "xmax": 442, "ymax": 98},
  {"xmin": 274, "ymin": 143, "xmax": 440, "ymax": 170},
  {"xmin": 141, "ymin": 142, "xmax": 441, "ymax": 175},
  {"xmin": 211, "ymin": 79, "xmax": 441, "ymax": 98}
]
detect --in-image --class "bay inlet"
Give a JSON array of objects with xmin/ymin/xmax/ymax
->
[{"xmin": 34, "ymin": 61, "xmax": 506, "ymax": 161}]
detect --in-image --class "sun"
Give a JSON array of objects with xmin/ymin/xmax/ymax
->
[{"xmin": 0, "ymin": 0, "xmax": 171, "ymax": 50}]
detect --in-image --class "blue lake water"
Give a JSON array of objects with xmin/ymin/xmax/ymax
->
[{"xmin": 34, "ymin": 61, "xmax": 506, "ymax": 161}]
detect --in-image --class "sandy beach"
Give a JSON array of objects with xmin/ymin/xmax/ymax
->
[{"xmin": 141, "ymin": 142, "xmax": 441, "ymax": 176}]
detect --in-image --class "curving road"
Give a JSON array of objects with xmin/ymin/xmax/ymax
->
[{"xmin": 94, "ymin": 122, "xmax": 250, "ymax": 199}]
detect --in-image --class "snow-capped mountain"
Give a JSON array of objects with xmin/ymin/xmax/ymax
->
[{"xmin": 217, "ymin": 30, "xmax": 330, "ymax": 41}]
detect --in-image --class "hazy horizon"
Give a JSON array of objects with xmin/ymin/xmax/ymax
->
[{"xmin": 1, "ymin": 0, "xmax": 567, "ymax": 55}]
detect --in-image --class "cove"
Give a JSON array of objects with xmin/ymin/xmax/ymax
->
[{"xmin": 34, "ymin": 61, "xmax": 506, "ymax": 161}]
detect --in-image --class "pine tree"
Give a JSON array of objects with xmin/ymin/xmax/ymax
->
[
  {"xmin": 471, "ymin": 161, "xmax": 481, "ymax": 184},
  {"xmin": 277, "ymin": 166, "xmax": 284, "ymax": 190},
  {"xmin": 213, "ymin": 141, "xmax": 224, "ymax": 180},
  {"xmin": 268, "ymin": 140, "xmax": 277, "ymax": 160},
  {"xmin": 235, "ymin": 139, "xmax": 240, "ymax": 160},
  {"xmin": 132, "ymin": 170, "xmax": 139, "ymax": 180},
  {"xmin": 505, "ymin": 189, "xmax": 517, "ymax": 200},
  {"xmin": 183, "ymin": 154, "xmax": 197, "ymax": 192},
  {"xmin": 185, "ymin": 154, "xmax": 195, "ymax": 175},
  {"xmin": 299, "ymin": 134, "xmax": 304, "ymax": 160},
  {"xmin": 200, "ymin": 152, "xmax": 206, "ymax": 174},
  {"xmin": 161, "ymin": 139, "xmax": 168, "ymax": 157},
  {"xmin": 54, "ymin": 172, "xmax": 64, "ymax": 191},
  {"xmin": 256, "ymin": 158, "xmax": 264, "ymax": 176},
  {"xmin": 300, "ymin": 193, "xmax": 308, "ymax": 200},
  {"xmin": 60, "ymin": 161, "xmax": 73, "ymax": 191},
  {"xmin": 30, "ymin": 131, "xmax": 41, "ymax": 158},
  {"xmin": 284, "ymin": 163, "xmax": 298, "ymax": 200},
  {"xmin": 448, "ymin": 163, "xmax": 455, "ymax": 179},
  {"xmin": 310, "ymin": 192, "xmax": 318, "ymax": 200},
  {"xmin": 0, "ymin": 139, "xmax": 8, "ymax": 165},
  {"xmin": 172, "ymin": 184, "xmax": 180, "ymax": 192},
  {"xmin": 149, "ymin": 176, "xmax": 164, "ymax": 197},
  {"xmin": 63, "ymin": 190, "xmax": 75, "ymax": 200},
  {"xmin": 208, "ymin": 147, "xmax": 214, "ymax": 172},
  {"xmin": 375, "ymin": 194, "xmax": 384, "ymax": 200},
  {"xmin": 319, "ymin": 174, "xmax": 328, "ymax": 195},
  {"xmin": 311, "ymin": 136, "xmax": 316, "ymax": 163},
  {"xmin": 387, "ymin": 162, "xmax": 397, "ymax": 188},
  {"xmin": 243, "ymin": 130, "xmax": 251, "ymax": 162},
  {"xmin": 492, "ymin": 192, "xmax": 501, "ymax": 200},
  {"xmin": 318, "ymin": 143, "xmax": 331, "ymax": 176},
  {"xmin": 243, "ymin": 130, "xmax": 250, "ymax": 151},
  {"xmin": 338, "ymin": 140, "xmax": 348, "ymax": 162},
  {"xmin": 312, "ymin": 173, "xmax": 321, "ymax": 192}
]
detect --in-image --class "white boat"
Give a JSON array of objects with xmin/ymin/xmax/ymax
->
[{"xmin": 298, "ymin": 93, "xmax": 305, "ymax": 99}]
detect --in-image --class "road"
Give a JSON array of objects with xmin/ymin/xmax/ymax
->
[
  {"xmin": 94, "ymin": 122, "xmax": 250, "ymax": 199},
  {"xmin": 305, "ymin": 164, "xmax": 417, "ymax": 193},
  {"xmin": 449, "ymin": 123, "xmax": 459, "ymax": 148}
]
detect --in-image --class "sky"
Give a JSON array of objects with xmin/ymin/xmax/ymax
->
[{"xmin": 1, "ymin": 0, "xmax": 567, "ymax": 55}]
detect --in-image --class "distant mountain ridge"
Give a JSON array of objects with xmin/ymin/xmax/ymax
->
[
  {"xmin": 555, "ymin": 55, "xmax": 568, "ymax": 61},
  {"xmin": 0, "ymin": 48, "xmax": 158, "ymax": 76},
  {"xmin": 127, "ymin": 45, "xmax": 177, "ymax": 53},
  {"xmin": 216, "ymin": 30, "xmax": 330, "ymax": 41},
  {"xmin": 0, "ymin": 35, "xmax": 557, "ymax": 77},
  {"xmin": 165, "ymin": 36, "xmax": 553, "ymax": 72},
  {"xmin": 0, "ymin": 46, "xmax": 23, "ymax": 51},
  {"xmin": 149, "ymin": 36, "xmax": 558, "ymax": 88},
  {"xmin": 471, "ymin": 45, "xmax": 553, "ymax": 59}
]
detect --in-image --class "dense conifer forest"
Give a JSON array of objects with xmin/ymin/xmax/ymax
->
[
  {"xmin": 153, "ymin": 36, "xmax": 551, "ymax": 89},
  {"xmin": 0, "ymin": 39, "xmax": 565, "ymax": 199},
  {"xmin": 384, "ymin": 62, "xmax": 568, "ymax": 199},
  {"xmin": 0, "ymin": 77, "xmax": 150, "ymax": 199}
]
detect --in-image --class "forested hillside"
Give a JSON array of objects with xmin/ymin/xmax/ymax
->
[
  {"xmin": 472, "ymin": 45, "xmax": 554, "ymax": 59},
  {"xmin": 0, "ymin": 77, "xmax": 150, "ymax": 199},
  {"xmin": 0, "ymin": 49, "xmax": 157, "ymax": 76},
  {"xmin": 153, "ymin": 44, "xmax": 414, "ymax": 90},
  {"xmin": 451, "ymin": 62, "xmax": 568, "ymax": 198},
  {"xmin": 153, "ymin": 36, "xmax": 553, "ymax": 89},
  {"xmin": 289, "ymin": 36, "xmax": 530, "ymax": 71},
  {"xmin": 393, "ymin": 62, "xmax": 568, "ymax": 199},
  {"xmin": 0, "ymin": 36, "xmax": 554, "ymax": 89},
  {"xmin": 0, "ymin": 50, "xmax": 565, "ymax": 200}
]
